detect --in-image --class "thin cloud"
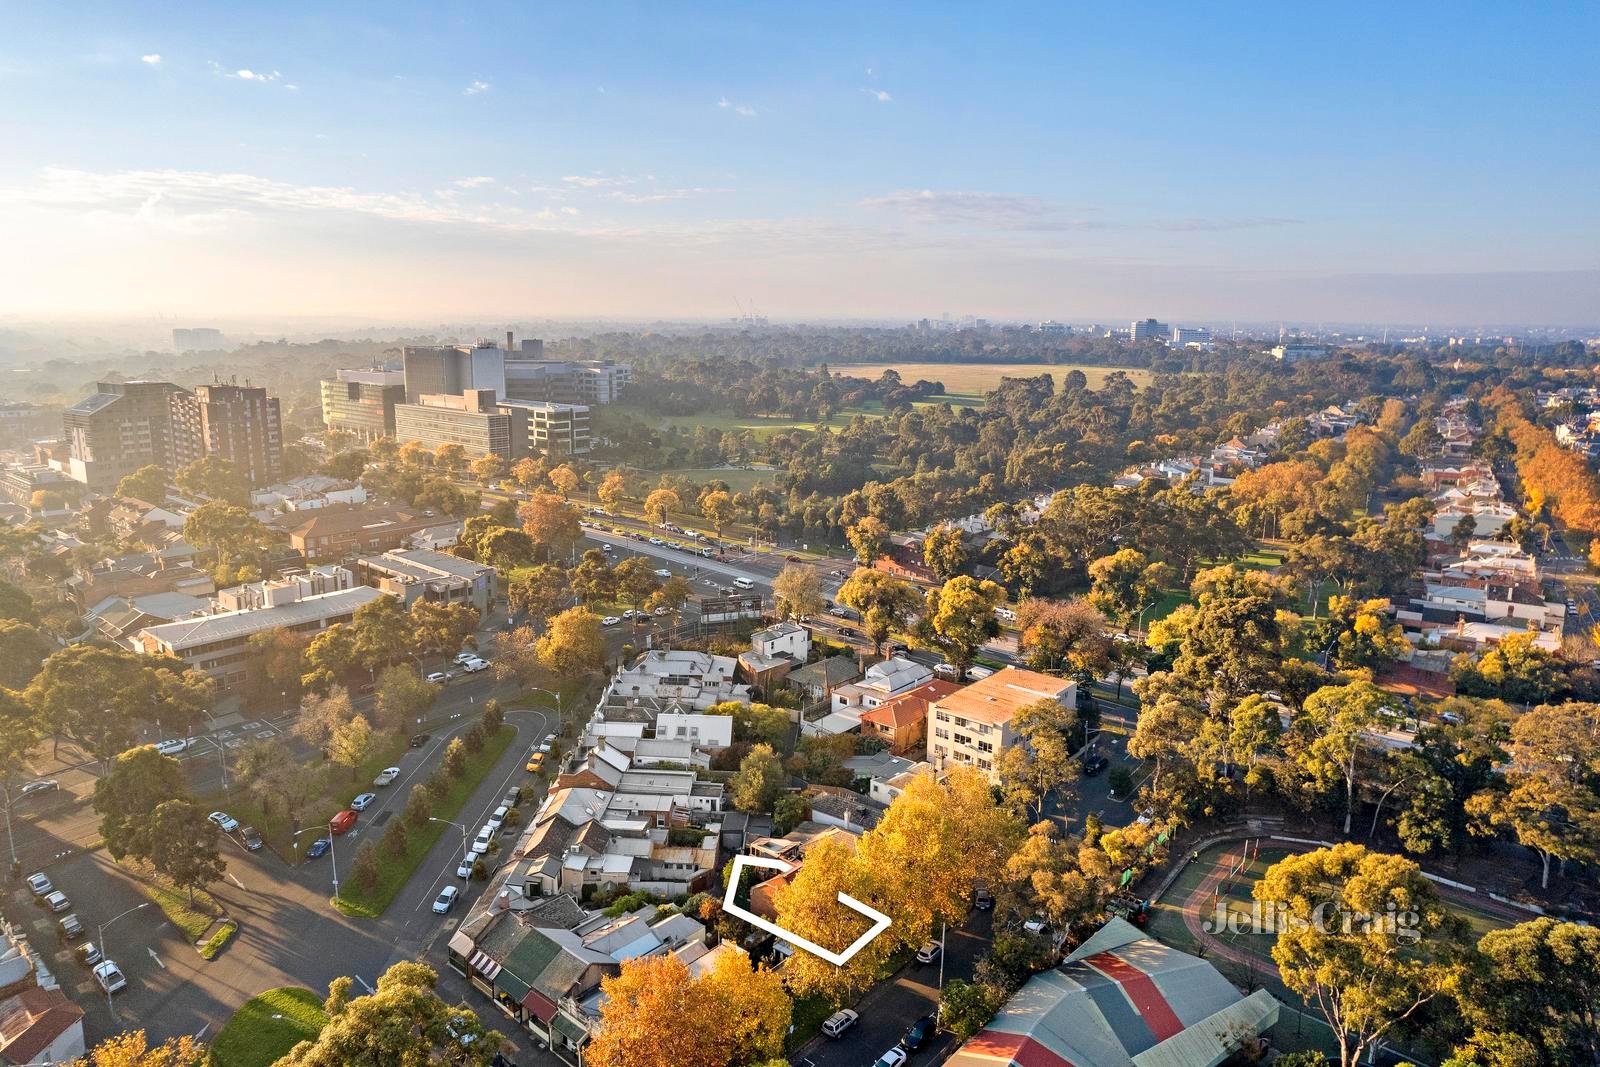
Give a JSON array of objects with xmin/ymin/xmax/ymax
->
[
  {"xmin": 862, "ymin": 188, "xmax": 1301, "ymax": 233},
  {"xmin": 141, "ymin": 54, "xmax": 162, "ymax": 66},
  {"xmin": 209, "ymin": 61, "xmax": 294, "ymax": 88},
  {"xmin": 863, "ymin": 88, "xmax": 893, "ymax": 103},
  {"xmin": 609, "ymin": 187, "xmax": 733, "ymax": 204},
  {"xmin": 464, "ymin": 80, "xmax": 491, "ymax": 95},
  {"xmin": 453, "ymin": 176, "xmax": 496, "ymax": 189},
  {"xmin": 563, "ymin": 175, "xmax": 633, "ymax": 189},
  {"xmin": 718, "ymin": 97, "xmax": 756, "ymax": 117}
]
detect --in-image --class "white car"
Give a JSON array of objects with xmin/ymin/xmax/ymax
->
[
  {"xmin": 373, "ymin": 767, "xmax": 402, "ymax": 786},
  {"xmin": 654, "ymin": 568, "xmax": 672, "ymax": 578},
  {"xmin": 457, "ymin": 850, "xmax": 482, "ymax": 879},
  {"xmin": 648, "ymin": 537, "xmax": 663, "ymax": 546},
  {"xmin": 473, "ymin": 826, "xmax": 494, "ymax": 851},
  {"xmin": 461, "ymin": 658, "xmax": 488, "ymax": 673},
  {"xmin": 916, "ymin": 941, "xmax": 942, "ymax": 964},
  {"xmin": 432, "ymin": 885, "xmax": 459, "ymax": 914},
  {"xmin": 93, "ymin": 960, "xmax": 127, "ymax": 994},
  {"xmin": 26, "ymin": 873, "xmax": 52, "ymax": 896},
  {"xmin": 933, "ymin": 663, "xmax": 960, "ymax": 680},
  {"xmin": 653, "ymin": 606, "xmax": 671, "ymax": 616},
  {"xmin": 350, "ymin": 792, "xmax": 377, "ymax": 811},
  {"xmin": 601, "ymin": 616, "xmax": 622, "ymax": 627},
  {"xmin": 452, "ymin": 651, "xmax": 476, "ymax": 665},
  {"xmin": 821, "ymin": 1009, "xmax": 859, "ymax": 1038},
  {"xmin": 995, "ymin": 607, "xmax": 1017, "ymax": 624},
  {"xmin": 44, "ymin": 890, "xmax": 71, "ymax": 913},
  {"xmin": 425, "ymin": 671, "xmax": 449, "ymax": 684},
  {"xmin": 208, "ymin": 811, "xmax": 239, "ymax": 833},
  {"xmin": 154, "ymin": 738, "xmax": 192, "ymax": 756},
  {"xmin": 872, "ymin": 1050, "xmax": 908, "ymax": 1067}
]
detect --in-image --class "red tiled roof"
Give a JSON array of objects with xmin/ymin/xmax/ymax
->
[
  {"xmin": 860, "ymin": 679, "xmax": 963, "ymax": 730},
  {"xmin": 0, "ymin": 986, "xmax": 84, "ymax": 1064}
]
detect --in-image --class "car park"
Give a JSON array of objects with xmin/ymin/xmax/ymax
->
[
  {"xmin": 457, "ymin": 850, "xmax": 482, "ymax": 879},
  {"xmin": 208, "ymin": 811, "xmax": 239, "ymax": 832},
  {"xmin": 330, "ymin": 809, "xmax": 358, "ymax": 834},
  {"xmin": 26, "ymin": 873, "xmax": 52, "ymax": 896},
  {"xmin": 77, "ymin": 942, "xmax": 101, "ymax": 967},
  {"xmin": 59, "ymin": 914, "xmax": 84, "ymax": 939},
  {"xmin": 432, "ymin": 886, "xmax": 459, "ymax": 914},
  {"xmin": 426, "ymin": 671, "xmax": 448, "ymax": 683},
  {"xmin": 305, "ymin": 837, "xmax": 330, "ymax": 859},
  {"xmin": 154, "ymin": 738, "xmax": 192, "ymax": 756},
  {"xmin": 408, "ymin": 734, "xmax": 431, "ymax": 749},
  {"xmin": 821, "ymin": 1009, "xmax": 858, "ymax": 1038},
  {"xmin": 916, "ymin": 941, "xmax": 942, "ymax": 964},
  {"xmin": 241, "ymin": 826, "xmax": 263, "ymax": 851},
  {"xmin": 350, "ymin": 792, "xmax": 378, "ymax": 811},
  {"xmin": 872, "ymin": 1049, "xmax": 908, "ymax": 1067},
  {"xmin": 44, "ymin": 890, "xmax": 70, "ymax": 913},
  {"xmin": 19, "ymin": 779, "xmax": 58, "ymax": 798},
  {"xmin": 93, "ymin": 960, "xmax": 127, "ymax": 994},
  {"xmin": 901, "ymin": 1014, "xmax": 937, "ymax": 1052},
  {"xmin": 374, "ymin": 767, "xmax": 402, "ymax": 786}
]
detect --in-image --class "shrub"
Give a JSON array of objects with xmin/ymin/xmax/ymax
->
[
  {"xmin": 405, "ymin": 784, "xmax": 433, "ymax": 827},
  {"xmin": 463, "ymin": 722, "xmax": 486, "ymax": 754},
  {"xmin": 382, "ymin": 820, "xmax": 409, "ymax": 859},
  {"xmin": 482, "ymin": 699, "xmax": 504, "ymax": 731},
  {"xmin": 352, "ymin": 842, "xmax": 380, "ymax": 892}
]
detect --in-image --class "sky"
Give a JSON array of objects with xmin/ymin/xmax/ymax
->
[{"xmin": 1, "ymin": 2, "xmax": 1596, "ymax": 326}]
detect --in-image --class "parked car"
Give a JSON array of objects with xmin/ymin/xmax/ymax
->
[
  {"xmin": 350, "ymin": 792, "xmax": 378, "ymax": 811},
  {"xmin": 44, "ymin": 890, "xmax": 70, "ymax": 913},
  {"xmin": 822, "ymin": 1010, "xmax": 859, "ymax": 1038},
  {"xmin": 916, "ymin": 941, "xmax": 942, "ymax": 964},
  {"xmin": 304, "ymin": 837, "xmax": 331, "ymax": 858},
  {"xmin": 408, "ymin": 733, "xmax": 431, "ymax": 749},
  {"xmin": 26, "ymin": 873, "xmax": 52, "ymax": 896},
  {"xmin": 457, "ymin": 850, "xmax": 482, "ymax": 879},
  {"xmin": 502, "ymin": 786, "xmax": 522, "ymax": 807},
  {"xmin": 538, "ymin": 735, "xmax": 554, "ymax": 754},
  {"xmin": 425, "ymin": 671, "xmax": 448, "ymax": 684},
  {"xmin": 59, "ymin": 914, "xmax": 84, "ymax": 939},
  {"xmin": 464, "ymin": 658, "xmax": 489, "ymax": 672},
  {"xmin": 648, "ymin": 537, "xmax": 663, "ymax": 546},
  {"xmin": 873, "ymin": 1049, "xmax": 908, "ymax": 1067},
  {"xmin": 474, "ymin": 827, "xmax": 494, "ymax": 851},
  {"xmin": 1083, "ymin": 754, "xmax": 1110, "ymax": 776},
  {"xmin": 241, "ymin": 826, "xmax": 263, "ymax": 851},
  {"xmin": 525, "ymin": 751, "xmax": 545, "ymax": 773},
  {"xmin": 77, "ymin": 942, "xmax": 101, "ymax": 966},
  {"xmin": 373, "ymin": 767, "xmax": 402, "ymax": 786},
  {"xmin": 901, "ymin": 1014, "xmax": 937, "ymax": 1052},
  {"xmin": 995, "ymin": 606, "xmax": 1017, "ymax": 624},
  {"xmin": 453, "ymin": 651, "xmax": 477, "ymax": 665},
  {"xmin": 19, "ymin": 779, "xmax": 58, "ymax": 798},
  {"xmin": 973, "ymin": 886, "xmax": 995, "ymax": 911},
  {"xmin": 653, "ymin": 605, "xmax": 672, "ymax": 616},
  {"xmin": 432, "ymin": 886, "xmax": 460, "ymax": 914},
  {"xmin": 653, "ymin": 567, "xmax": 672, "ymax": 578},
  {"xmin": 601, "ymin": 615, "xmax": 621, "ymax": 626},
  {"xmin": 208, "ymin": 811, "xmax": 239, "ymax": 833},
  {"xmin": 154, "ymin": 738, "xmax": 192, "ymax": 756},
  {"xmin": 93, "ymin": 960, "xmax": 127, "ymax": 994},
  {"xmin": 933, "ymin": 662, "xmax": 960, "ymax": 680},
  {"xmin": 785, "ymin": 554, "xmax": 802, "ymax": 562},
  {"xmin": 329, "ymin": 809, "xmax": 358, "ymax": 834}
]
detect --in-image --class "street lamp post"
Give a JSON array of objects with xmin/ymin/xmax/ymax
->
[
  {"xmin": 431, "ymin": 818, "xmax": 470, "ymax": 876},
  {"xmin": 98, "ymin": 901, "xmax": 153, "ymax": 1016},
  {"xmin": 523, "ymin": 686, "xmax": 565, "ymax": 739},
  {"xmin": 293, "ymin": 819, "xmax": 341, "ymax": 903}
]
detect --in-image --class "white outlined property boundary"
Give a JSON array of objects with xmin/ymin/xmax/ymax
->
[{"xmin": 721, "ymin": 855, "xmax": 891, "ymax": 966}]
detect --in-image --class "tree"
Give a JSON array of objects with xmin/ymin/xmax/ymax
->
[
  {"xmin": 443, "ymin": 736, "xmax": 468, "ymax": 777},
  {"xmin": 995, "ymin": 699, "xmax": 1081, "ymax": 820},
  {"xmin": 1287, "ymin": 680, "xmax": 1388, "ymax": 835},
  {"xmin": 548, "ymin": 464, "xmax": 581, "ymax": 499},
  {"xmin": 479, "ymin": 525, "xmax": 536, "ymax": 568},
  {"xmin": 699, "ymin": 490, "xmax": 735, "ymax": 537},
  {"xmin": 643, "ymin": 488, "xmax": 680, "ymax": 527},
  {"xmin": 115, "ymin": 464, "xmax": 171, "ymax": 502},
  {"xmin": 146, "ymin": 799, "xmax": 225, "ymax": 904},
  {"xmin": 1003, "ymin": 821, "xmax": 1106, "ymax": 938},
  {"xmin": 613, "ymin": 556, "xmax": 662, "ymax": 607},
  {"xmin": 645, "ymin": 575, "xmax": 693, "ymax": 614},
  {"xmin": 939, "ymin": 978, "xmax": 1007, "ymax": 1041},
  {"xmin": 405, "ymin": 783, "xmax": 434, "ymax": 827},
  {"xmin": 245, "ymin": 626, "xmax": 310, "ymax": 702},
  {"xmin": 176, "ymin": 456, "xmax": 249, "ymax": 504},
  {"xmin": 536, "ymin": 607, "xmax": 607, "ymax": 677},
  {"xmin": 1087, "ymin": 549, "xmax": 1172, "ymax": 630},
  {"xmin": 0, "ymin": 688, "xmax": 44, "ymax": 860},
  {"xmin": 433, "ymin": 442, "xmax": 467, "ymax": 472},
  {"xmin": 836, "ymin": 568, "xmax": 921, "ymax": 657},
  {"xmin": 920, "ymin": 576, "xmax": 1007, "ymax": 675},
  {"xmin": 597, "ymin": 470, "xmax": 628, "ymax": 509},
  {"xmin": 491, "ymin": 624, "xmax": 543, "ymax": 687},
  {"xmin": 572, "ymin": 549, "xmax": 617, "ymax": 604},
  {"xmin": 300, "ymin": 623, "xmax": 359, "ymax": 691},
  {"xmin": 277, "ymin": 963, "xmax": 500, "ymax": 1067},
  {"xmin": 182, "ymin": 501, "xmax": 273, "ymax": 579},
  {"xmin": 94, "ymin": 745, "xmax": 189, "ymax": 862},
  {"xmin": 0, "ymin": 580, "xmax": 37, "ymax": 624},
  {"xmin": 350, "ymin": 595, "xmax": 411, "ymax": 677},
  {"xmin": 845, "ymin": 516, "xmax": 889, "ymax": 565},
  {"xmin": 320, "ymin": 448, "xmax": 368, "ymax": 482},
  {"xmin": 1015, "ymin": 597, "xmax": 1109, "ymax": 675},
  {"xmin": 328, "ymin": 714, "xmax": 375, "ymax": 780},
  {"xmin": 730, "ymin": 743, "xmax": 786, "ymax": 813},
  {"xmin": 772, "ymin": 836, "xmax": 893, "ymax": 1002},
  {"xmin": 468, "ymin": 452, "xmax": 506, "ymax": 485},
  {"xmin": 772, "ymin": 793, "xmax": 808, "ymax": 835},
  {"xmin": 1458, "ymin": 918, "xmax": 1600, "ymax": 1065},
  {"xmin": 352, "ymin": 841, "xmax": 380, "ymax": 892},
  {"xmin": 67, "ymin": 1030, "xmax": 207, "ymax": 1067},
  {"xmin": 383, "ymin": 817, "xmax": 410, "ymax": 858},
  {"xmin": 0, "ymin": 619, "xmax": 54, "ymax": 690},
  {"xmin": 772, "ymin": 564, "xmax": 825, "ymax": 619},
  {"xmin": 518, "ymin": 493, "xmax": 583, "ymax": 559},
  {"xmin": 28, "ymin": 645, "xmax": 202, "ymax": 770},
  {"xmin": 294, "ymin": 686, "xmax": 356, "ymax": 752},
  {"xmin": 1322, "ymin": 595, "xmax": 1410, "ymax": 671},
  {"xmin": 587, "ymin": 951, "xmax": 790, "ymax": 1067},
  {"xmin": 1450, "ymin": 632, "xmax": 1563, "ymax": 705},
  {"xmin": 374, "ymin": 666, "xmax": 439, "ymax": 733},
  {"xmin": 922, "ymin": 523, "xmax": 969, "ymax": 580},
  {"xmin": 408, "ymin": 601, "xmax": 479, "ymax": 659},
  {"xmin": 507, "ymin": 563, "xmax": 570, "ymax": 623},
  {"xmin": 1253, "ymin": 843, "xmax": 1467, "ymax": 1067}
]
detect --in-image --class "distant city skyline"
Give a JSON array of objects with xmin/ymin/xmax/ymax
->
[{"xmin": 1, "ymin": 3, "xmax": 1595, "ymax": 323}]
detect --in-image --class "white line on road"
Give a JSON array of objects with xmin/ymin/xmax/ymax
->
[
  {"xmin": 228, "ymin": 873, "xmax": 245, "ymax": 890},
  {"xmin": 354, "ymin": 974, "xmax": 375, "ymax": 994},
  {"xmin": 147, "ymin": 947, "xmax": 165, "ymax": 969}
]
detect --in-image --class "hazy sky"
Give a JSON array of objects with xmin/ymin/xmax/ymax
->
[{"xmin": 2, "ymin": 2, "xmax": 1596, "ymax": 324}]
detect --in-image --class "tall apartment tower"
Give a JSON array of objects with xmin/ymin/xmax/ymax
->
[
  {"xmin": 62, "ymin": 381, "xmax": 191, "ymax": 493},
  {"xmin": 171, "ymin": 383, "xmax": 283, "ymax": 485}
]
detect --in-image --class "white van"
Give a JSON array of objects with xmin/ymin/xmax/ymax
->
[{"xmin": 732, "ymin": 577, "xmax": 754, "ymax": 590}]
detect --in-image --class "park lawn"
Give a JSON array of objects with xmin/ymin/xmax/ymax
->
[
  {"xmin": 332, "ymin": 724, "xmax": 517, "ymax": 918},
  {"xmin": 820, "ymin": 361, "xmax": 1155, "ymax": 394},
  {"xmin": 115, "ymin": 858, "xmax": 223, "ymax": 943},
  {"xmin": 211, "ymin": 986, "xmax": 329, "ymax": 1067},
  {"xmin": 653, "ymin": 466, "xmax": 777, "ymax": 492}
]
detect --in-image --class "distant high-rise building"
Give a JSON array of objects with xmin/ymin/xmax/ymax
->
[
  {"xmin": 1171, "ymin": 326, "xmax": 1212, "ymax": 345},
  {"xmin": 393, "ymin": 389, "xmax": 591, "ymax": 460},
  {"xmin": 172, "ymin": 383, "xmax": 282, "ymax": 485},
  {"xmin": 404, "ymin": 333, "xmax": 628, "ymax": 407},
  {"xmin": 1131, "ymin": 318, "xmax": 1169, "ymax": 342},
  {"xmin": 61, "ymin": 381, "xmax": 190, "ymax": 493},
  {"xmin": 320, "ymin": 368, "xmax": 407, "ymax": 442},
  {"xmin": 1272, "ymin": 343, "xmax": 1330, "ymax": 363},
  {"xmin": 1038, "ymin": 321, "xmax": 1070, "ymax": 335},
  {"xmin": 172, "ymin": 327, "xmax": 227, "ymax": 353}
]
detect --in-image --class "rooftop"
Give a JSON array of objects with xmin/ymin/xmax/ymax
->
[
  {"xmin": 861, "ymin": 678, "xmax": 964, "ymax": 730},
  {"xmin": 931, "ymin": 666, "xmax": 1072, "ymax": 725},
  {"xmin": 139, "ymin": 585, "xmax": 386, "ymax": 651}
]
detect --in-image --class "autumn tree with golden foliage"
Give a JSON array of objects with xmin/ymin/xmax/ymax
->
[{"xmin": 68, "ymin": 1031, "xmax": 206, "ymax": 1067}]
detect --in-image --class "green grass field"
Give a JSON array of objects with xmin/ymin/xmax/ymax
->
[
  {"xmin": 824, "ymin": 361, "xmax": 1155, "ymax": 395},
  {"xmin": 211, "ymin": 986, "xmax": 328, "ymax": 1067},
  {"xmin": 650, "ymin": 466, "xmax": 777, "ymax": 491}
]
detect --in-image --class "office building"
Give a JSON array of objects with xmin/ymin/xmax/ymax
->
[
  {"xmin": 320, "ymin": 368, "xmax": 407, "ymax": 441},
  {"xmin": 394, "ymin": 390, "xmax": 514, "ymax": 458},
  {"xmin": 1272, "ymin": 343, "xmax": 1330, "ymax": 363},
  {"xmin": 61, "ymin": 381, "xmax": 190, "ymax": 493},
  {"xmin": 275, "ymin": 504, "xmax": 442, "ymax": 560},
  {"xmin": 1130, "ymin": 318, "xmax": 1169, "ymax": 343},
  {"xmin": 401, "ymin": 342, "xmax": 507, "ymax": 403},
  {"xmin": 504, "ymin": 351, "xmax": 631, "ymax": 405},
  {"xmin": 927, "ymin": 666, "xmax": 1076, "ymax": 782},
  {"xmin": 1171, "ymin": 325, "xmax": 1212, "ymax": 345},
  {"xmin": 171, "ymin": 383, "xmax": 282, "ymax": 485},
  {"xmin": 355, "ymin": 548, "xmax": 496, "ymax": 614},
  {"xmin": 502, "ymin": 399, "xmax": 592, "ymax": 456},
  {"xmin": 172, "ymin": 327, "xmax": 226, "ymax": 352}
]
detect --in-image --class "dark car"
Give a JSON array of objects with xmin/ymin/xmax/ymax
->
[
  {"xmin": 241, "ymin": 826, "xmax": 264, "ymax": 851},
  {"xmin": 305, "ymin": 837, "xmax": 331, "ymax": 859},
  {"xmin": 1083, "ymin": 754, "xmax": 1110, "ymax": 776},
  {"xmin": 409, "ymin": 733, "xmax": 431, "ymax": 748},
  {"xmin": 901, "ymin": 1014, "xmax": 937, "ymax": 1052},
  {"xmin": 785, "ymin": 554, "xmax": 802, "ymax": 562}
]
